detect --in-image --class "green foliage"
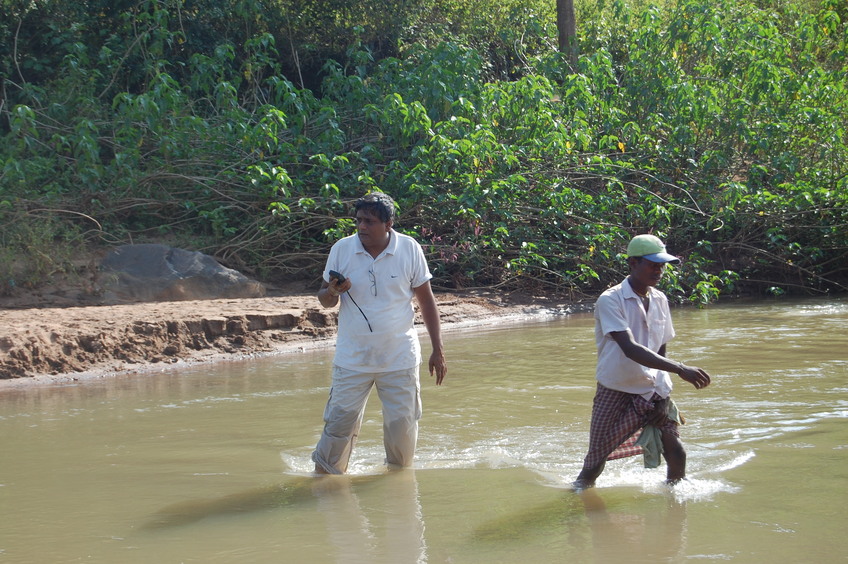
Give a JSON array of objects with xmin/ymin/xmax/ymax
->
[{"xmin": 1, "ymin": 0, "xmax": 846, "ymax": 302}]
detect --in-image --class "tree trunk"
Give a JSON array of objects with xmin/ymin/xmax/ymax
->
[{"xmin": 556, "ymin": 0, "xmax": 577, "ymax": 66}]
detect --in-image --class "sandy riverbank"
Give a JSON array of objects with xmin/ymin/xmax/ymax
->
[{"xmin": 0, "ymin": 286, "xmax": 589, "ymax": 386}]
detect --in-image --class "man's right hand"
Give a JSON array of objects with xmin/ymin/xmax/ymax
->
[
  {"xmin": 319, "ymin": 278, "xmax": 351, "ymax": 307},
  {"xmin": 328, "ymin": 277, "xmax": 350, "ymax": 296}
]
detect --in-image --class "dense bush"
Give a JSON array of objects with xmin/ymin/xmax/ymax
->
[{"xmin": 1, "ymin": 0, "xmax": 845, "ymax": 303}]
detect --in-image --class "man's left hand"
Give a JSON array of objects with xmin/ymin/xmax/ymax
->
[
  {"xmin": 678, "ymin": 364, "xmax": 711, "ymax": 390},
  {"xmin": 429, "ymin": 350, "xmax": 447, "ymax": 385}
]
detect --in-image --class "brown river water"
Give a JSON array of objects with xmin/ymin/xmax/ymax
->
[{"xmin": 1, "ymin": 298, "xmax": 846, "ymax": 563}]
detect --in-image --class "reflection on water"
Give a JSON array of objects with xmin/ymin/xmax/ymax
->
[
  {"xmin": 143, "ymin": 471, "xmax": 426, "ymax": 564},
  {"xmin": 473, "ymin": 486, "xmax": 689, "ymax": 562},
  {"xmin": 1, "ymin": 298, "xmax": 847, "ymax": 563}
]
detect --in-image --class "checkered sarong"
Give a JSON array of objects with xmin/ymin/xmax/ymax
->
[{"xmin": 581, "ymin": 383, "xmax": 680, "ymax": 470}]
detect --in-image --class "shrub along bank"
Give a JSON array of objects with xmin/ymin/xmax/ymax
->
[{"xmin": 1, "ymin": 0, "xmax": 846, "ymax": 304}]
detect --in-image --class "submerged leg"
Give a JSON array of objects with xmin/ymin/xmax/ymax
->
[
  {"xmin": 375, "ymin": 367, "xmax": 421, "ymax": 468},
  {"xmin": 573, "ymin": 384, "xmax": 646, "ymax": 489},
  {"xmin": 661, "ymin": 432, "xmax": 686, "ymax": 484},
  {"xmin": 573, "ymin": 461, "xmax": 606, "ymax": 490},
  {"xmin": 312, "ymin": 367, "xmax": 374, "ymax": 474}
]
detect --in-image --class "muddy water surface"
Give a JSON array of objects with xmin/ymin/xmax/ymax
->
[{"xmin": 1, "ymin": 298, "xmax": 846, "ymax": 563}]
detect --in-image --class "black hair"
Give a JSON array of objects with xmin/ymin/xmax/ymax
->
[{"xmin": 354, "ymin": 192, "xmax": 396, "ymax": 223}]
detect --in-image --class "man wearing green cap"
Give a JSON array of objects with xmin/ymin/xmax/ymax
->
[{"xmin": 573, "ymin": 234, "xmax": 712, "ymax": 489}]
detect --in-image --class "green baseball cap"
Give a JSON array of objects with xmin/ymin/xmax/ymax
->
[{"xmin": 627, "ymin": 234, "xmax": 681, "ymax": 264}]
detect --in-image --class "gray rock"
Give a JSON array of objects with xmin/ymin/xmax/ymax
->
[{"xmin": 99, "ymin": 244, "xmax": 265, "ymax": 303}]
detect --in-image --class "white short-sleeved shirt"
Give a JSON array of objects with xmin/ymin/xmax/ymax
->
[
  {"xmin": 594, "ymin": 278, "xmax": 676, "ymax": 399},
  {"xmin": 324, "ymin": 229, "xmax": 432, "ymax": 372}
]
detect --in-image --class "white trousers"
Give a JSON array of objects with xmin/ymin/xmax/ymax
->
[{"xmin": 312, "ymin": 365, "xmax": 422, "ymax": 474}]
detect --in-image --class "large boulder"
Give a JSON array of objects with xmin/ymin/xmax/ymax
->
[{"xmin": 99, "ymin": 244, "xmax": 265, "ymax": 303}]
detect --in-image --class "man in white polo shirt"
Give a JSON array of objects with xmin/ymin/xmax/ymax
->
[
  {"xmin": 573, "ymin": 234, "xmax": 711, "ymax": 489},
  {"xmin": 312, "ymin": 192, "xmax": 447, "ymax": 474}
]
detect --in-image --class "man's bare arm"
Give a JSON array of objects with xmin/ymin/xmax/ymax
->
[{"xmin": 610, "ymin": 330, "xmax": 711, "ymax": 389}]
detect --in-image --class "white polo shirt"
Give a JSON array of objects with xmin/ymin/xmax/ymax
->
[
  {"xmin": 594, "ymin": 278, "xmax": 675, "ymax": 399},
  {"xmin": 324, "ymin": 229, "xmax": 432, "ymax": 372}
]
